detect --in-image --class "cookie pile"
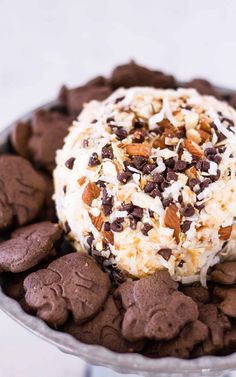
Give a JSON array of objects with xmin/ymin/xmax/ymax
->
[{"xmin": 1, "ymin": 61, "xmax": 236, "ymax": 358}]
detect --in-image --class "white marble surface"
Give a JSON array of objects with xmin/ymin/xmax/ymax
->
[{"xmin": 1, "ymin": 0, "xmax": 236, "ymax": 376}]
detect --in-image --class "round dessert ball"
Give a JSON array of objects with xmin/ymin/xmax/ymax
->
[{"xmin": 54, "ymin": 87, "xmax": 236, "ymax": 285}]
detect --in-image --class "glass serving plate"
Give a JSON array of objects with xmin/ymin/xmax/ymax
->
[{"xmin": 1, "ymin": 88, "xmax": 236, "ymax": 377}]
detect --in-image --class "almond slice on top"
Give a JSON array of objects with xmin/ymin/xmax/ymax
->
[
  {"xmin": 184, "ymin": 139, "xmax": 204, "ymax": 158},
  {"xmin": 164, "ymin": 204, "xmax": 181, "ymax": 243},
  {"xmin": 219, "ymin": 225, "xmax": 232, "ymax": 240},
  {"xmin": 82, "ymin": 182, "xmax": 101, "ymax": 206},
  {"xmin": 125, "ymin": 143, "xmax": 151, "ymax": 158}
]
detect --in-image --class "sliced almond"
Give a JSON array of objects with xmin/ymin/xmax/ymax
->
[
  {"xmin": 164, "ymin": 204, "xmax": 181, "ymax": 242},
  {"xmin": 102, "ymin": 230, "xmax": 114, "ymax": 245},
  {"xmin": 184, "ymin": 139, "xmax": 204, "ymax": 158},
  {"xmin": 219, "ymin": 225, "xmax": 232, "ymax": 240},
  {"xmin": 125, "ymin": 143, "xmax": 151, "ymax": 158},
  {"xmin": 186, "ymin": 129, "xmax": 202, "ymax": 144},
  {"xmin": 89, "ymin": 212, "xmax": 103, "ymax": 231},
  {"xmin": 77, "ymin": 176, "xmax": 86, "ymax": 186},
  {"xmin": 82, "ymin": 182, "xmax": 101, "ymax": 206}
]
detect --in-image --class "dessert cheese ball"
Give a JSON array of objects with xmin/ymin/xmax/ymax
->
[{"xmin": 54, "ymin": 87, "xmax": 236, "ymax": 285}]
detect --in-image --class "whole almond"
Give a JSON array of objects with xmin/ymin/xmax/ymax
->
[
  {"xmin": 89, "ymin": 212, "xmax": 103, "ymax": 231},
  {"xmin": 184, "ymin": 139, "xmax": 204, "ymax": 158},
  {"xmin": 126, "ymin": 143, "xmax": 151, "ymax": 158},
  {"xmin": 82, "ymin": 182, "xmax": 101, "ymax": 206},
  {"xmin": 102, "ymin": 230, "xmax": 114, "ymax": 245},
  {"xmin": 164, "ymin": 204, "xmax": 181, "ymax": 242},
  {"xmin": 219, "ymin": 225, "xmax": 232, "ymax": 240}
]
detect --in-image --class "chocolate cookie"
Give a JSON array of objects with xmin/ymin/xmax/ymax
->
[
  {"xmin": 186, "ymin": 78, "xmax": 222, "ymax": 99},
  {"xmin": 110, "ymin": 61, "xmax": 176, "ymax": 89},
  {"xmin": 24, "ymin": 253, "xmax": 111, "ymax": 326},
  {"xmin": 59, "ymin": 76, "xmax": 112, "ymax": 116},
  {"xmin": 180, "ymin": 285, "xmax": 210, "ymax": 304},
  {"xmin": 145, "ymin": 320, "xmax": 208, "ymax": 359},
  {"xmin": 211, "ymin": 261, "xmax": 236, "ymax": 285},
  {"xmin": 28, "ymin": 109, "xmax": 72, "ymax": 172},
  {"xmin": 64, "ymin": 296, "xmax": 145, "ymax": 353},
  {"xmin": 0, "ymin": 222, "xmax": 62, "ymax": 273},
  {"xmin": 116, "ymin": 271, "xmax": 198, "ymax": 342},
  {"xmin": 193, "ymin": 304, "xmax": 231, "ymax": 356},
  {"xmin": 0, "ymin": 155, "xmax": 46, "ymax": 230},
  {"xmin": 11, "ymin": 121, "xmax": 31, "ymax": 158},
  {"xmin": 214, "ymin": 286, "xmax": 236, "ymax": 318}
]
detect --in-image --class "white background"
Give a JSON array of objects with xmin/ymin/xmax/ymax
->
[{"xmin": 0, "ymin": 0, "xmax": 236, "ymax": 376}]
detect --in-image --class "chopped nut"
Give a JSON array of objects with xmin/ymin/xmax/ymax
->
[
  {"xmin": 164, "ymin": 204, "xmax": 181, "ymax": 242},
  {"xmin": 219, "ymin": 226, "xmax": 232, "ymax": 240},
  {"xmin": 77, "ymin": 176, "xmax": 86, "ymax": 186},
  {"xmin": 89, "ymin": 212, "xmax": 104, "ymax": 231},
  {"xmin": 82, "ymin": 182, "xmax": 101, "ymax": 206},
  {"xmin": 186, "ymin": 166, "xmax": 198, "ymax": 179},
  {"xmin": 198, "ymin": 129, "xmax": 211, "ymax": 142},
  {"xmin": 186, "ymin": 129, "xmax": 202, "ymax": 144},
  {"xmin": 102, "ymin": 230, "xmax": 114, "ymax": 244},
  {"xmin": 184, "ymin": 112, "xmax": 199, "ymax": 130},
  {"xmin": 125, "ymin": 143, "xmax": 151, "ymax": 158},
  {"xmin": 184, "ymin": 139, "xmax": 204, "ymax": 158},
  {"xmin": 199, "ymin": 117, "xmax": 212, "ymax": 133}
]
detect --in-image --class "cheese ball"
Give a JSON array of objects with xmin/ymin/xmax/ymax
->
[{"xmin": 54, "ymin": 87, "xmax": 236, "ymax": 285}]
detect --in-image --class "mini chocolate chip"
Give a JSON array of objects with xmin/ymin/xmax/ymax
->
[
  {"xmin": 96, "ymin": 180, "xmax": 106, "ymax": 187},
  {"xmin": 64, "ymin": 221, "xmax": 71, "ymax": 234},
  {"xmin": 82, "ymin": 139, "xmax": 89, "ymax": 148},
  {"xmin": 131, "ymin": 206, "xmax": 143, "ymax": 219},
  {"xmin": 142, "ymin": 163, "xmax": 156, "ymax": 175},
  {"xmin": 120, "ymin": 203, "xmax": 134, "ymax": 213},
  {"xmin": 150, "ymin": 188, "xmax": 162, "ymax": 198},
  {"xmin": 144, "ymin": 181, "xmax": 156, "ymax": 193},
  {"xmin": 158, "ymin": 248, "xmax": 172, "ymax": 261},
  {"xmin": 188, "ymin": 178, "xmax": 200, "ymax": 189},
  {"xmin": 152, "ymin": 125, "xmax": 165, "ymax": 135},
  {"xmin": 65, "ymin": 157, "xmax": 75, "ymax": 169},
  {"xmin": 149, "ymin": 209, "xmax": 154, "ymax": 218},
  {"xmin": 214, "ymin": 155, "xmax": 222, "ymax": 164},
  {"xmin": 195, "ymin": 203, "xmax": 205, "ymax": 212},
  {"xmin": 129, "ymin": 217, "xmax": 138, "ymax": 230},
  {"xmin": 91, "ymin": 119, "xmax": 97, "ymax": 124},
  {"xmin": 167, "ymin": 171, "xmax": 178, "ymax": 181},
  {"xmin": 181, "ymin": 220, "xmax": 191, "ymax": 233},
  {"xmin": 195, "ymin": 160, "xmax": 202, "ymax": 170},
  {"xmin": 133, "ymin": 156, "xmax": 147, "ymax": 170},
  {"xmin": 210, "ymin": 169, "xmax": 220, "ymax": 182},
  {"xmin": 102, "ymin": 144, "xmax": 114, "ymax": 159},
  {"xmin": 117, "ymin": 171, "xmax": 132, "ymax": 184},
  {"xmin": 115, "ymin": 127, "xmax": 128, "ymax": 140},
  {"xmin": 165, "ymin": 158, "xmax": 175, "ymax": 169},
  {"xmin": 204, "ymin": 147, "xmax": 217, "ymax": 156},
  {"xmin": 102, "ymin": 204, "xmax": 112, "ymax": 216},
  {"xmin": 152, "ymin": 173, "xmax": 164, "ymax": 184},
  {"xmin": 87, "ymin": 234, "xmax": 94, "ymax": 247},
  {"xmin": 178, "ymin": 260, "xmax": 185, "ymax": 268},
  {"xmin": 200, "ymin": 178, "xmax": 212, "ymax": 190},
  {"xmin": 183, "ymin": 204, "xmax": 195, "ymax": 217},
  {"xmin": 201, "ymin": 160, "xmax": 210, "ymax": 172},
  {"xmin": 88, "ymin": 153, "xmax": 100, "ymax": 167},
  {"xmin": 160, "ymin": 180, "xmax": 169, "ymax": 191},
  {"xmin": 115, "ymin": 96, "xmax": 125, "ymax": 103},
  {"xmin": 107, "ymin": 117, "xmax": 115, "ymax": 123},
  {"xmin": 110, "ymin": 220, "xmax": 124, "ymax": 232},
  {"xmin": 63, "ymin": 185, "xmax": 67, "ymax": 194},
  {"xmin": 132, "ymin": 130, "xmax": 145, "ymax": 143},
  {"xmin": 141, "ymin": 223, "xmax": 153, "ymax": 236},
  {"xmin": 175, "ymin": 160, "xmax": 187, "ymax": 172},
  {"xmin": 102, "ymin": 189, "xmax": 113, "ymax": 205},
  {"xmin": 162, "ymin": 198, "xmax": 172, "ymax": 208},
  {"xmin": 103, "ymin": 222, "xmax": 111, "ymax": 231}
]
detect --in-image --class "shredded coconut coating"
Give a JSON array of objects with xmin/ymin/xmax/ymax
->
[{"xmin": 54, "ymin": 87, "xmax": 236, "ymax": 285}]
